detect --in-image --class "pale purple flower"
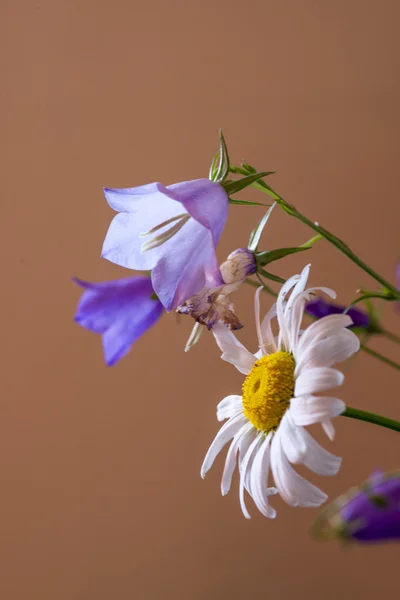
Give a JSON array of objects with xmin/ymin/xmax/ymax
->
[
  {"xmin": 74, "ymin": 276, "xmax": 163, "ymax": 366},
  {"xmin": 177, "ymin": 248, "xmax": 256, "ymax": 330},
  {"xmin": 306, "ymin": 297, "xmax": 370, "ymax": 329},
  {"xmin": 101, "ymin": 179, "xmax": 229, "ymax": 311},
  {"xmin": 313, "ymin": 471, "xmax": 400, "ymax": 543},
  {"xmin": 340, "ymin": 471, "xmax": 400, "ymax": 542}
]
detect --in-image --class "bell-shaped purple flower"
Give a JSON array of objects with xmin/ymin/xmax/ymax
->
[
  {"xmin": 74, "ymin": 275, "xmax": 163, "ymax": 366},
  {"xmin": 101, "ymin": 179, "xmax": 229, "ymax": 311},
  {"xmin": 306, "ymin": 297, "xmax": 370, "ymax": 329},
  {"xmin": 340, "ymin": 472, "xmax": 400, "ymax": 542},
  {"xmin": 312, "ymin": 471, "xmax": 400, "ymax": 543}
]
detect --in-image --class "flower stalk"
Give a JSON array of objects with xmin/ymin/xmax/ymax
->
[
  {"xmin": 231, "ymin": 164, "xmax": 400, "ymax": 301},
  {"xmin": 343, "ymin": 407, "xmax": 400, "ymax": 433}
]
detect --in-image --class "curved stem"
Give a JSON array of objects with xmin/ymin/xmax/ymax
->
[
  {"xmin": 235, "ymin": 166, "xmax": 400, "ymax": 300},
  {"xmin": 360, "ymin": 344, "xmax": 400, "ymax": 371},
  {"xmin": 342, "ymin": 406, "xmax": 400, "ymax": 432},
  {"xmin": 380, "ymin": 329, "xmax": 400, "ymax": 345},
  {"xmin": 282, "ymin": 208, "xmax": 400, "ymax": 300}
]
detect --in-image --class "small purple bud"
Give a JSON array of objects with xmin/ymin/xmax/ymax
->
[
  {"xmin": 312, "ymin": 471, "xmax": 400, "ymax": 543},
  {"xmin": 177, "ymin": 248, "xmax": 255, "ymax": 332},
  {"xmin": 220, "ymin": 248, "xmax": 257, "ymax": 284}
]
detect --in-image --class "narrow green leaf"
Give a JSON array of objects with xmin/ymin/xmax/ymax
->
[
  {"xmin": 256, "ymin": 245, "xmax": 310, "ymax": 267},
  {"xmin": 229, "ymin": 198, "xmax": 269, "ymax": 207},
  {"xmin": 241, "ymin": 161, "xmax": 257, "ymax": 174},
  {"xmin": 300, "ymin": 234, "xmax": 323, "ymax": 248},
  {"xmin": 229, "ymin": 165, "xmax": 281, "ymax": 200},
  {"xmin": 248, "ymin": 203, "xmax": 276, "ymax": 252},
  {"xmin": 209, "ymin": 151, "xmax": 220, "ymax": 181},
  {"xmin": 214, "ymin": 130, "xmax": 230, "ymax": 183},
  {"xmin": 223, "ymin": 171, "xmax": 275, "ymax": 196},
  {"xmin": 259, "ymin": 268, "xmax": 285, "ymax": 284}
]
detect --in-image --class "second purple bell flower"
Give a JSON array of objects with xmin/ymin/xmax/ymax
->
[{"xmin": 74, "ymin": 275, "xmax": 164, "ymax": 366}]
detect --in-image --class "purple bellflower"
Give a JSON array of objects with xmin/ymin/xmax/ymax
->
[
  {"xmin": 74, "ymin": 275, "xmax": 163, "ymax": 366},
  {"xmin": 306, "ymin": 297, "xmax": 370, "ymax": 329},
  {"xmin": 101, "ymin": 179, "xmax": 229, "ymax": 311},
  {"xmin": 340, "ymin": 471, "xmax": 400, "ymax": 542},
  {"xmin": 313, "ymin": 471, "xmax": 400, "ymax": 543}
]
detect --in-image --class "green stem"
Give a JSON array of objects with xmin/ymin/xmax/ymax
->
[
  {"xmin": 245, "ymin": 277, "xmax": 278, "ymax": 297},
  {"xmin": 235, "ymin": 166, "xmax": 400, "ymax": 300},
  {"xmin": 280, "ymin": 207, "xmax": 400, "ymax": 300},
  {"xmin": 343, "ymin": 406, "xmax": 400, "ymax": 432},
  {"xmin": 360, "ymin": 344, "xmax": 400, "ymax": 371},
  {"xmin": 380, "ymin": 329, "xmax": 400, "ymax": 345}
]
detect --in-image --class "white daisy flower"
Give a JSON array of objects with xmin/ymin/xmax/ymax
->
[{"xmin": 201, "ymin": 264, "xmax": 360, "ymax": 519}]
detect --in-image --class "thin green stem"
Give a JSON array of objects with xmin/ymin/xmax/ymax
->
[
  {"xmin": 360, "ymin": 344, "xmax": 400, "ymax": 371},
  {"xmin": 234, "ymin": 165, "xmax": 400, "ymax": 300},
  {"xmin": 343, "ymin": 406, "xmax": 400, "ymax": 432},
  {"xmin": 380, "ymin": 329, "xmax": 400, "ymax": 345},
  {"xmin": 280, "ymin": 207, "xmax": 400, "ymax": 300},
  {"xmin": 245, "ymin": 277, "xmax": 278, "ymax": 297}
]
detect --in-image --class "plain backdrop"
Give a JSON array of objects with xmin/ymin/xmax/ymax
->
[{"xmin": 2, "ymin": 1, "xmax": 400, "ymax": 599}]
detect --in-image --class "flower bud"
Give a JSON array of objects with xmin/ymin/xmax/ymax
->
[
  {"xmin": 312, "ymin": 471, "xmax": 400, "ymax": 543},
  {"xmin": 220, "ymin": 248, "xmax": 257, "ymax": 284},
  {"xmin": 177, "ymin": 248, "xmax": 256, "ymax": 333}
]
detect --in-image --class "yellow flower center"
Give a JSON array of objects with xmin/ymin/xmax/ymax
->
[{"xmin": 242, "ymin": 351, "xmax": 295, "ymax": 432}]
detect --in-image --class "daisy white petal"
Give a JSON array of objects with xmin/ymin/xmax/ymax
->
[
  {"xmin": 238, "ymin": 426, "xmax": 257, "ymax": 469},
  {"xmin": 296, "ymin": 328, "xmax": 360, "ymax": 372},
  {"xmin": 295, "ymin": 427, "xmax": 342, "ymax": 476},
  {"xmin": 217, "ymin": 395, "xmax": 242, "ymax": 421},
  {"xmin": 296, "ymin": 313, "xmax": 353, "ymax": 358},
  {"xmin": 201, "ymin": 413, "xmax": 246, "ymax": 478},
  {"xmin": 250, "ymin": 433, "xmax": 277, "ymax": 518},
  {"xmin": 285, "ymin": 264, "xmax": 311, "ymax": 312},
  {"xmin": 287, "ymin": 285, "xmax": 336, "ymax": 353},
  {"xmin": 260, "ymin": 302, "xmax": 277, "ymax": 354},
  {"xmin": 202, "ymin": 265, "xmax": 358, "ymax": 519},
  {"xmin": 322, "ymin": 418, "xmax": 336, "ymax": 441},
  {"xmin": 254, "ymin": 286, "xmax": 265, "ymax": 352},
  {"xmin": 295, "ymin": 366, "xmax": 344, "ymax": 396},
  {"xmin": 290, "ymin": 396, "xmax": 346, "ymax": 426},
  {"xmin": 239, "ymin": 433, "xmax": 263, "ymax": 519},
  {"xmin": 221, "ymin": 423, "xmax": 254, "ymax": 495},
  {"xmin": 279, "ymin": 411, "xmax": 308, "ymax": 464},
  {"xmin": 212, "ymin": 322, "xmax": 255, "ymax": 374},
  {"xmin": 270, "ymin": 430, "xmax": 328, "ymax": 507},
  {"xmin": 276, "ymin": 273, "xmax": 302, "ymax": 351}
]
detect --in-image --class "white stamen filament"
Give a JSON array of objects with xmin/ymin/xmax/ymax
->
[{"xmin": 140, "ymin": 214, "xmax": 191, "ymax": 253}]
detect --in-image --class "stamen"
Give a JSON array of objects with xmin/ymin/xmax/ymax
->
[
  {"xmin": 140, "ymin": 214, "xmax": 190, "ymax": 253},
  {"xmin": 139, "ymin": 213, "xmax": 188, "ymax": 237}
]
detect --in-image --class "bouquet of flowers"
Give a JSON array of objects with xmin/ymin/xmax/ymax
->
[{"xmin": 74, "ymin": 132, "xmax": 400, "ymax": 544}]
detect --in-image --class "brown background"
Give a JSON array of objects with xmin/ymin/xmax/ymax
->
[{"xmin": 2, "ymin": 1, "xmax": 400, "ymax": 598}]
